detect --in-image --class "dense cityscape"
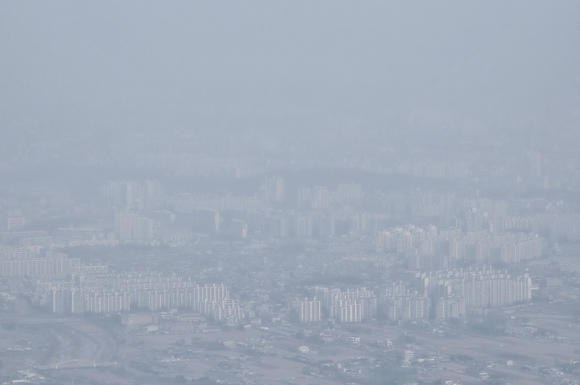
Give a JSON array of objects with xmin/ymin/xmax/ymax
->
[
  {"xmin": 2, "ymin": 1, "xmax": 579, "ymax": 385},
  {"xmin": 1, "ymin": 120, "xmax": 579, "ymax": 385}
]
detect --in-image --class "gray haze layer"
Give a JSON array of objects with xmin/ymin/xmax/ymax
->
[{"xmin": 2, "ymin": 1, "xmax": 579, "ymax": 134}]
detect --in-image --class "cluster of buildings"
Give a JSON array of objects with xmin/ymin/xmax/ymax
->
[
  {"xmin": 383, "ymin": 268, "xmax": 533, "ymax": 320},
  {"xmin": 293, "ymin": 287, "xmax": 378, "ymax": 324},
  {"xmin": 501, "ymin": 213, "xmax": 580, "ymax": 242},
  {"xmin": 0, "ymin": 245, "xmax": 241, "ymax": 322},
  {"xmin": 0, "ymin": 171, "xmax": 563, "ymax": 337},
  {"xmin": 291, "ymin": 268, "xmax": 533, "ymax": 324},
  {"xmin": 376, "ymin": 224, "xmax": 543, "ymax": 268},
  {"xmin": 0, "ymin": 250, "xmax": 82, "ymax": 279},
  {"xmin": 315, "ymin": 287, "xmax": 378, "ymax": 323},
  {"xmin": 86, "ymin": 180, "xmax": 572, "ymax": 274},
  {"xmin": 0, "ymin": 234, "xmax": 534, "ymax": 327},
  {"xmin": 101, "ymin": 180, "xmax": 165, "ymax": 211},
  {"xmin": 35, "ymin": 272, "xmax": 241, "ymax": 321},
  {"xmin": 115, "ymin": 212, "xmax": 157, "ymax": 242}
]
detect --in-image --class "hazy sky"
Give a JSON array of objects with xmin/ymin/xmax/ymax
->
[{"xmin": 1, "ymin": 1, "xmax": 578, "ymax": 134}]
